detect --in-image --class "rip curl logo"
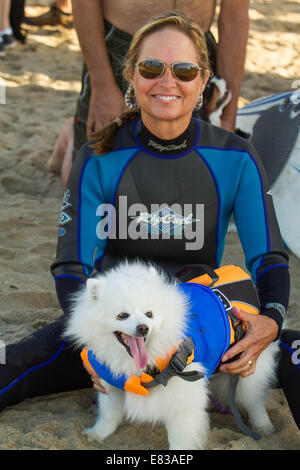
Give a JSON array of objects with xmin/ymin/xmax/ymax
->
[
  {"xmin": 60, "ymin": 212, "xmax": 72, "ymax": 225},
  {"xmin": 131, "ymin": 207, "xmax": 199, "ymax": 235},
  {"xmin": 58, "ymin": 227, "xmax": 65, "ymax": 237},
  {"xmin": 58, "ymin": 188, "xmax": 72, "ymax": 235},
  {"xmin": 61, "ymin": 188, "xmax": 72, "ymax": 210},
  {"xmin": 147, "ymin": 138, "xmax": 188, "ymax": 153},
  {"xmin": 96, "ymin": 196, "xmax": 204, "ymax": 250}
]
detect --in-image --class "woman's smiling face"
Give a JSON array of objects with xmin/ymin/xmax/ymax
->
[{"xmin": 132, "ymin": 27, "xmax": 209, "ymax": 136}]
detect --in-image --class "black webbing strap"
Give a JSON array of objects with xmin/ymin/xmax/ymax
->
[
  {"xmin": 175, "ymin": 264, "xmax": 219, "ymax": 287},
  {"xmin": 229, "ymin": 374, "xmax": 262, "ymax": 441},
  {"xmin": 143, "ymin": 337, "xmax": 204, "ymax": 389},
  {"xmin": 213, "ymin": 292, "xmax": 262, "ymax": 440}
]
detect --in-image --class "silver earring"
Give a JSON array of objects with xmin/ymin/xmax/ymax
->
[
  {"xmin": 125, "ymin": 85, "xmax": 140, "ymax": 110},
  {"xmin": 194, "ymin": 94, "xmax": 203, "ymax": 111}
]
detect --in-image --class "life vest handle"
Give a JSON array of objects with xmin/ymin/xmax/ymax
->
[{"xmin": 175, "ymin": 264, "xmax": 219, "ymax": 287}]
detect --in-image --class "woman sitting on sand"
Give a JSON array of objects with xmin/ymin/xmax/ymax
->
[{"xmin": 0, "ymin": 11, "xmax": 299, "ymax": 435}]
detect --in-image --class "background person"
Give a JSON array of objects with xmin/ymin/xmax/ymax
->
[{"xmin": 0, "ymin": 0, "xmax": 15, "ymax": 57}]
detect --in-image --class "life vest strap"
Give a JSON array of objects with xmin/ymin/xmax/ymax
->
[
  {"xmin": 229, "ymin": 375, "xmax": 262, "ymax": 441},
  {"xmin": 227, "ymin": 308, "xmax": 246, "ymax": 343},
  {"xmin": 175, "ymin": 264, "xmax": 219, "ymax": 287},
  {"xmin": 142, "ymin": 337, "xmax": 204, "ymax": 389}
]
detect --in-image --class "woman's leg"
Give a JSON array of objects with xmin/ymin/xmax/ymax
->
[{"xmin": 0, "ymin": 315, "xmax": 91, "ymax": 413}]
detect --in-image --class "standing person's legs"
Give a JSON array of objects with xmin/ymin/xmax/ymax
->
[
  {"xmin": 0, "ymin": 0, "xmax": 11, "ymax": 30},
  {"xmin": 0, "ymin": 0, "xmax": 14, "ymax": 55}
]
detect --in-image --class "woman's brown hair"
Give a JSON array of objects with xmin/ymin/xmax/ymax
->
[{"xmin": 93, "ymin": 10, "xmax": 211, "ymax": 155}]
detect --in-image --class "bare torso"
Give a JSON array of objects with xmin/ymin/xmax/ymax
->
[{"xmin": 102, "ymin": 0, "xmax": 217, "ymax": 35}]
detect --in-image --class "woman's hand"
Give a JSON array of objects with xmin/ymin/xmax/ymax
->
[
  {"xmin": 219, "ymin": 307, "xmax": 279, "ymax": 377},
  {"xmin": 82, "ymin": 360, "xmax": 109, "ymax": 394}
]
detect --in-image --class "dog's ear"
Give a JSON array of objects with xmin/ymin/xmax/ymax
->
[{"xmin": 86, "ymin": 278, "xmax": 102, "ymax": 301}]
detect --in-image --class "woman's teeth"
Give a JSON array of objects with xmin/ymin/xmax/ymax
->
[{"xmin": 155, "ymin": 95, "xmax": 179, "ymax": 102}]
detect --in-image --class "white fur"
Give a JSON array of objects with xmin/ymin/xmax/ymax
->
[
  {"xmin": 208, "ymin": 77, "xmax": 232, "ymax": 127},
  {"xmin": 66, "ymin": 261, "xmax": 278, "ymax": 449},
  {"xmin": 210, "ymin": 340, "xmax": 279, "ymax": 433}
]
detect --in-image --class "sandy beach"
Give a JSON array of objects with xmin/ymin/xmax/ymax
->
[{"xmin": 0, "ymin": 0, "xmax": 299, "ymax": 450}]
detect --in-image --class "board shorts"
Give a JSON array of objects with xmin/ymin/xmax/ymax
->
[{"xmin": 72, "ymin": 19, "xmax": 218, "ymax": 161}]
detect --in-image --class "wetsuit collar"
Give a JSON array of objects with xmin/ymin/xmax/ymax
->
[{"xmin": 135, "ymin": 118, "xmax": 198, "ymax": 156}]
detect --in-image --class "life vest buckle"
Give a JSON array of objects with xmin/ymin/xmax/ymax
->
[
  {"xmin": 142, "ymin": 337, "xmax": 204, "ymax": 389},
  {"xmin": 169, "ymin": 337, "xmax": 194, "ymax": 371}
]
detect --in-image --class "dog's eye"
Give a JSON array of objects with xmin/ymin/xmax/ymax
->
[
  {"xmin": 116, "ymin": 312, "xmax": 130, "ymax": 320},
  {"xmin": 145, "ymin": 311, "xmax": 153, "ymax": 318}
]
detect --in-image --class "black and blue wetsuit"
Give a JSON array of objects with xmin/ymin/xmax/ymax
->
[
  {"xmin": 0, "ymin": 118, "xmax": 299, "ymax": 429},
  {"xmin": 53, "ymin": 118, "xmax": 290, "ymax": 328}
]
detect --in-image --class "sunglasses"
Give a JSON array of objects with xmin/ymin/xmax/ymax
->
[{"xmin": 136, "ymin": 59, "xmax": 202, "ymax": 82}]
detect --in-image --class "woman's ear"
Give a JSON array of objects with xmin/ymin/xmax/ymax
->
[{"xmin": 124, "ymin": 65, "xmax": 135, "ymax": 88}]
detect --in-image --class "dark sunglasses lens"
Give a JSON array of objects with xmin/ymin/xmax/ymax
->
[
  {"xmin": 173, "ymin": 63, "xmax": 199, "ymax": 81},
  {"xmin": 138, "ymin": 60, "xmax": 164, "ymax": 79}
]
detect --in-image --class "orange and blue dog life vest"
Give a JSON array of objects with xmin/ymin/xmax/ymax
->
[{"xmin": 81, "ymin": 265, "xmax": 260, "ymax": 396}]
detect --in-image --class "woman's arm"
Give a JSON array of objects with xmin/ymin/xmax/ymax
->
[
  {"xmin": 220, "ymin": 142, "xmax": 290, "ymax": 376},
  {"xmin": 51, "ymin": 144, "xmax": 106, "ymax": 310}
]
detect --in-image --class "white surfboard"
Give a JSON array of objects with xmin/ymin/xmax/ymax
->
[{"xmin": 236, "ymin": 91, "xmax": 300, "ymax": 259}]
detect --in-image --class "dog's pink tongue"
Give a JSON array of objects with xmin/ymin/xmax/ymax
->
[{"xmin": 125, "ymin": 334, "xmax": 148, "ymax": 369}]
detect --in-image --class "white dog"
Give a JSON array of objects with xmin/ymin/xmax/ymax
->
[{"xmin": 65, "ymin": 261, "xmax": 279, "ymax": 450}]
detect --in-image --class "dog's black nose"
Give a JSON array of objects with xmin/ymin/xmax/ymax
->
[{"xmin": 136, "ymin": 324, "xmax": 149, "ymax": 337}]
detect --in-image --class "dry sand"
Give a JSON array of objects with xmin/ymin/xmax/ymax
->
[{"xmin": 0, "ymin": 0, "xmax": 299, "ymax": 451}]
